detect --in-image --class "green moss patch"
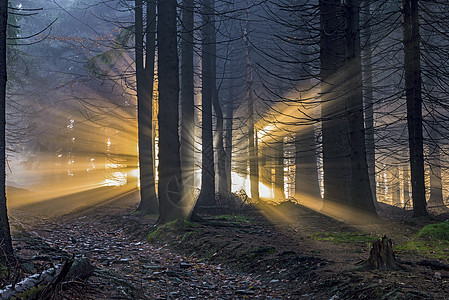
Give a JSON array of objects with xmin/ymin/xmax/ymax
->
[
  {"xmin": 214, "ymin": 214, "xmax": 251, "ymax": 223},
  {"xmin": 395, "ymin": 221, "xmax": 449, "ymax": 260},
  {"xmin": 147, "ymin": 219, "xmax": 199, "ymax": 243},
  {"xmin": 12, "ymin": 285, "xmax": 45, "ymax": 299},
  {"xmin": 395, "ymin": 240, "xmax": 449, "ymax": 260},
  {"xmin": 311, "ymin": 232, "xmax": 378, "ymax": 244},
  {"xmin": 415, "ymin": 221, "xmax": 449, "ymax": 241}
]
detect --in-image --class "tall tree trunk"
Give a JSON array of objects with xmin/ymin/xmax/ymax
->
[
  {"xmin": 157, "ymin": 0, "xmax": 185, "ymax": 223},
  {"xmin": 361, "ymin": 0, "xmax": 377, "ymax": 205},
  {"xmin": 126, "ymin": 146, "xmax": 138, "ymax": 188},
  {"xmin": 0, "ymin": 1, "xmax": 13, "ymax": 258},
  {"xmin": 260, "ymin": 145, "xmax": 272, "ymax": 196},
  {"xmin": 402, "ymin": 0, "xmax": 428, "ymax": 217},
  {"xmin": 224, "ymin": 86, "xmax": 233, "ymax": 193},
  {"xmin": 274, "ymin": 140, "xmax": 285, "ymax": 201},
  {"xmin": 211, "ymin": 10, "xmax": 227, "ymax": 197},
  {"xmin": 391, "ymin": 166, "xmax": 401, "ymax": 206},
  {"xmin": 135, "ymin": 0, "xmax": 158, "ymax": 214},
  {"xmin": 196, "ymin": 0, "xmax": 216, "ymax": 207},
  {"xmin": 180, "ymin": 0, "xmax": 195, "ymax": 207},
  {"xmin": 213, "ymin": 88, "xmax": 228, "ymax": 197},
  {"xmin": 320, "ymin": 0, "xmax": 351, "ymax": 209},
  {"xmin": 248, "ymin": 112, "xmax": 259, "ymax": 202},
  {"xmin": 403, "ymin": 163, "xmax": 411, "ymax": 208},
  {"xmin": 293, "ymin": 22, "xmax": 320, "ymax": 203},
  {"xmin": 428, "ymin": 125, "xmax": 444, "ymax": 208},
  {"xmin": 244, "ymin": 0, "xmax": 259, "ymax": 202},
  {"xmin": 344, "ymin": 0, "xmax": 377, "ymax": 216},
  {"xmin": 294, "ymin": 128, "xmax": 321, "ymax": 202}
]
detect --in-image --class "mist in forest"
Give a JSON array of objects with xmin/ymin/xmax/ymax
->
[
  {"xmin": 3, "ymin": 0, "xmax": 449, "ymax": 221},
  {"xmin": 2, "ymin": 1, "xmax": 449, "ymax": 298}
]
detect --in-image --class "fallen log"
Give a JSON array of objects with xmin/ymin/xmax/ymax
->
[
  {"xmin": 0, "ymin": 264, "xmax": 63, "ymax": 299},
  {"xmin": 0, "ymin": 256, "xmax": 93, "ymax": 299}
]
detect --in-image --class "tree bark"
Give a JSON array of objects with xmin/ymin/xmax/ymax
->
[
  {"xmin": 344, "ymin": 0, "xmax": 377, "ymax": 217},
  {"xmin": 180, "ymin": 0, "xmax": 195, "ymax": 207},
  {"xmin": 196, "ymin": 0, "xmax": 216, "ymax": 207},
  {"xmin": 157, "ymin": 0, "xmax": 185, "ymax": 222},
  {"xmin": 260, "ymin": 145, "xmax": 272, "ymax": 197},
  {"xmin": 224, "ymin": 85, "xmax": 233, "ymax": 194},
  {"xmin": 135, "ymin": 0, "xmax": 158, "ymax": 214},
  {"xmin": 320, "ymin": 0, "xmax": 351, "ymax": 211},
  {"xmin": 428, "ymin": 125, "xmax": 444, "ymax": 209},
  {"xmin": 361, "ymin": 0, "xmax": 377, "ymax": 205},
  {"xmin": 245, "ymin": 0, "xmax": 259, "ymax": 202},
  {"xmin": 403, "ymin": 163, "xmax": 411, "ymax": 208},
  {"xmin": 213, "ymin": 88, "xmax": 228, "ymax": 197},
  {"xmin": 402, "ymin": 0, "xmax": 428, "ymax": 217},
  {"xmin": 391, "ymin": 166, "xmax": 401, "ymax": 206},
  {"xmin": 294, "ymin": 128, "xmax": 321, "ymax": 202},
  {"xmin": 294, "ymin": 14, "xmax": 321, "ymax": 204},
  {"xmin": 0, "ymin": 0, "xmax": 13, "ymax": 259},
  {"xmin": 274, "ymin": 140, "xmax": 285, "ymax": 201}
]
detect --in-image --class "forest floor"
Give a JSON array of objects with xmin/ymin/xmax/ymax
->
[{"xmin": 5, "ymin": 186, "xmax": 449, "ymax": 299}]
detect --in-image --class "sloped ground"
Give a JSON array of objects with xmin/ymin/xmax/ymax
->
[{"xmin": 7, "ymin": 189, "xmax": 449, "ymax": 299}]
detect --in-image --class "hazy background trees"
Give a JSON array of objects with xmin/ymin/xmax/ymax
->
[{"xmin": 3, "ymin": 0, "xmax": 449, "ymax": 228}]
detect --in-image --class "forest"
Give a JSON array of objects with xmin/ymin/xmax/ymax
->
[{"xmin": 0, "ymin": 0, "xmax": 448, "ymax": 299}]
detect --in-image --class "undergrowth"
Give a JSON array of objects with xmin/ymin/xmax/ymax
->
[
  {"xmin": 147, "ymin": 219, "xmax": 199, "ymax": 243},
  {"xmin": 395, "ymin": 220, "xmax": 449, "ymax": 261},
  {"xmin": 415, "ymin": 220, "xmax": 449, "ymax": 241},
  {"xmin": 311, "ymin": 232, "xmax": 378, "ymax": 244},
  {"xmin": 213, "ymin": 214, "xmax": 251, "ymax": 223}
]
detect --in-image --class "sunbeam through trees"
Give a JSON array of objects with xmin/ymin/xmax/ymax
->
[{"xmin": 0, "ymin": 0, "xmax": 449, "ymax": 298}]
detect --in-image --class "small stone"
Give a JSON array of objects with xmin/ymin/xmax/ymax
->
[
  {"xmin": 166, "ymin": 271, "xmax": 179, "ymax": 277},
  {"xmin": 434, "ymin": 271, "xmax": 442, "ymax": 279},
  {"xmin": 112, "ymin": 259, "xmax": 129, "ymax": 265},
  {"xmin": 180, "ymin": 262, "xmax": 192, "ymax": 269},
  {"xmin": 147, "ymin": 265, "xmax": 163, "ymax": 270},
  {"xmin": 235, "ymin": 290, "xmax": 255, "ymax": 295},
  {"xmin": 270, "ymin": 279, "xmax": 280, "ymax": 284}
]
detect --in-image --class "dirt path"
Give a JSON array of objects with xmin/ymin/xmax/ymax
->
[
  {"xmin": 12, "ymin": 190, "xmax": 292, "ymax": 299},
  {"xmin": 8, "ymin": 189, "xmax": 449, "ymax": 299}
]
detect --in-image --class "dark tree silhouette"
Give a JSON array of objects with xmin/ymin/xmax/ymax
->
[
  {"xmin": 244, "ymin": 1, "xmax": 259, "ymax": 202},
  {"xmin": 135, "ymin": 0, "xmax": 158, "ymax": 214},
  {"xmin": 402, "ymin": 0, "xmax": 428, "ymax": 217},
  {"xmin": 196, "ymin": 0, "xmax": 216, "ymax": 207},
  {"xmin": 274, "ymin": 140, "xmax": 285, "ymax": 201},
  {"xmin": 0, "ymin": 1, "xmax": 13, "ymax": 259},
  {"xmin": 361, "ymin": 0, "xmax": 377, "ymax": 205},
  {"xmin": 180, "ymin": 0, "xmax": 195, "ymax": 205},
  {"xmin": 320, "ymin": 0, "xmax": 351, "ymax": 209},
  {"xmin": 344, "ymin": 0, "xmax": 377, "ymax": 216},
  {"xmin": 157, "ymin": 0, "xmax": 185, "ymax": 222}
]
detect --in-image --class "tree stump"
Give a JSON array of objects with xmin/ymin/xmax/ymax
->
[{"xmin": 359, "ymin": 236, "xmax": 403, "ymax": 271}]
